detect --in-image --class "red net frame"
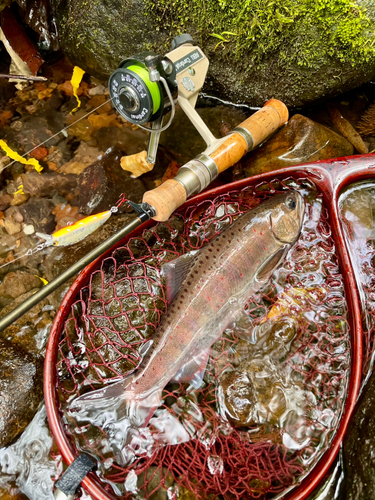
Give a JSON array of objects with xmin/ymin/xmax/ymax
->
[{"xmin": 45, "ymin": 154, "xmax": 375, "ymax": 500}]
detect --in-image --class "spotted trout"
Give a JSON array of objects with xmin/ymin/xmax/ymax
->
[{"xmin": 71, "ymin": 191, "xmax": 304, "ymax": 456}]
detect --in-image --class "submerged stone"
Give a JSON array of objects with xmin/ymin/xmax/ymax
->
[
  {"xmin": 0, "ymin": 338, "xmax": 43, "ymax": 448},
  {"xmin": 19, "ymin": 197, "xmax": 55, "ymax": 233},
  {"xmin": 237, "ymin": 115, "xmax": 354, "ymax": 179},
  {"xmin": 74, "ymin": 147, "xmax": 146, "ymax": 215},
  {"xmin": 219, "ymin": 370, "xmax": 258, "ymax": 427}
]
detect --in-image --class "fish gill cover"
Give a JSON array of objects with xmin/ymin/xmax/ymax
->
[{"xmin": 56, "ymin": 178, "xmax": 350, "ymax": 499}]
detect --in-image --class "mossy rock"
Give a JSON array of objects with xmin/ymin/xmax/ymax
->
[{"xmin": 52, "ymin": 0, "xmax": 375, "ymax": 107}]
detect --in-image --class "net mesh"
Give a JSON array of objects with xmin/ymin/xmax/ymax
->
[
  {"xmin": 56, "ymin": 178, "xmax": 350, "ymax": 499},
  {"xmin": 339, "ymin": 181, "xmax": 375, "ymax": 383}
]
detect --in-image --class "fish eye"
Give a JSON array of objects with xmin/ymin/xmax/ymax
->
[{"xmin": 285, "ymin": 196, "xmax": 297, "ymax": 210}]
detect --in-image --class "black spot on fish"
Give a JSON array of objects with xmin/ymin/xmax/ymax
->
[{"xmin": 187, "ymin": 281, "xmax": 191, "ymax": 285}]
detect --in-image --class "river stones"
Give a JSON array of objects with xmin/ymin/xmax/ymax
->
[
  {"xmin": 219, "ymin": 370, "xmax": 258, "ymax": 427},
  {"xmin": 73, "ymin": 148, "xmax": 146, "ymax": 215},
  {"xmin": 0, "ymin": 338, "xmax": 43, "ymax": 448}
]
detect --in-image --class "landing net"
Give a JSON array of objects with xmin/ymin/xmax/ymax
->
[{"xmin": 56, "ymin": 178, "xmax": 350, "ymax": 499}]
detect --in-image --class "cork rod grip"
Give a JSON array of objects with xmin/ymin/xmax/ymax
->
[
  {"xmin": 210, "ymin": 99, "xmax": 289, "ymax": 174},
  {"xmin": 143, "ymin": 179, "xmax": 187, "ymax": 222},
  {"xmin": 143, "ymin": 99, "xmax": 288, "ymax": 221}
]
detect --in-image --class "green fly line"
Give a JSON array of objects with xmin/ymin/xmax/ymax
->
[{"xmin": 127, "ymin": 64, "xmax": 161, "ymax": 114}]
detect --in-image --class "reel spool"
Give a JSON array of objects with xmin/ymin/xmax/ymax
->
[
  {"xmin": 108, "ymin": 35, "xmax": 211, "ymax": 165},
  {"xmin": 109, "ymin": 52, "xmax": 178, "ymax": 126}
]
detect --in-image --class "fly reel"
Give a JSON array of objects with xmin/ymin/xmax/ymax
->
[{"xmin": 108, "ymin": 34, "xmax": 211, "ymax": 165}]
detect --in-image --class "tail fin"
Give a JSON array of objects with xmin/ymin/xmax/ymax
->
[{"xmin": 69, "ymin": 375, "xmax": 162, "ymax": 464}]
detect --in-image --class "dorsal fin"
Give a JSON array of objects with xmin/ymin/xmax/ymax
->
[{"xmin": 161, "ymin": 250, "xmax": 200, "ymax": 303}]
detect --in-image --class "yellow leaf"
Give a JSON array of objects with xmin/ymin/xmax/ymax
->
[
  {"xmin": 0, "ymin": 140, "xmax": 43, "ymax": 173},
  {"xmin": 70, "ymin": 66, "xmax": 86, "ymax": 114},
  {"xmin": 265, "ymin": 286, "xmax": 327, "ymax": 321},
  {"xmin": 14, "ymin": 184, "xmax": 24, "ymax": 195},
  {"xmin": 35, "ymin": 275, "xmax": 49, "ymax": 285}
]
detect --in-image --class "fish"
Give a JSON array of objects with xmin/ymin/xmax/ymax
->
[
  {"xmin": 70, "ymin": 191, "xmax": 305, "ymax": 460},
  {"xmin": 36, "ymin": 210, "xmax": 113, "ymax": 247}
]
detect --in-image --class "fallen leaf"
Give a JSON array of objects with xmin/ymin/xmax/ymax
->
[
  {"xmin": 162, "ymin": 161, "xmax": 181, "ymax": 183},
  {"xmin": 120, "ymin": 150, "xmax": 154, "ymax": 177},
  {"xmin": 35, "ymin": 275, "xmax": 48, "ymax": 285},
  {"xmin": 87, "ymin": 94, "xmax": 112, "ymax": 114},
  {"xmin": 0, "ymin": 140, "xmax": 43, "ymax": 172},
  {"xmin": 30, "ymin": 146, "xmax": 48, "ymax": 160},
  {"xmin": 70, "ymin": 66, "xmax": 86, "ymax": 113},
  {"xmin": 37, "ymin": 88, "xmax": 54, "ymax": 100},
  {"xmin": 265, "ymin": 286, "xmax": 327, "ymax": 322},
  {"xmin": 87, "ymin": 112, "xmax": 121, "ymax": 130},
  {"xmin": 0, "ymin": 110, "xmax": 13, "ymax": 128},
  {"xmin": 47, "ymin": 161, "xmax": 58, "ymax": 171},
  {"xmin": 327, "ymin": 104, "xmax": 368, "ymax": 154},
  {"xmin": 357, "ymin": 103, "xmax": 375, "ymax": 137}
]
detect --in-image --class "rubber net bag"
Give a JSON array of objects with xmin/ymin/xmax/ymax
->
[{"xmin": 56, "ymin": 178, "xmax": 350, "ymax": 499}]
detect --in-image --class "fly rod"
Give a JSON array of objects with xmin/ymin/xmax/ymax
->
[{"xmin": 0, "ymin": 98, "xmax": 287, "ymax": 333}]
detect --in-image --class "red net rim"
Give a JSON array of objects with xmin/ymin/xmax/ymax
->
[{"xmin": 44, "ymin": 155, "xmax": 375, "ymax": 500}]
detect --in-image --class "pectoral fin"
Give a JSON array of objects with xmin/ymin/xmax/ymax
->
[
  {"xmin": 171, "ymin": 348, "xmax": 210, "ymax": 389},
  {"xmin": 161, "ymin": 249, "xmax": 200, "ymax": 303}
]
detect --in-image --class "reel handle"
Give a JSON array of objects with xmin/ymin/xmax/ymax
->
[{"xmin": 143, "ymin": 99, "xmax": 288, "ymax": 221}]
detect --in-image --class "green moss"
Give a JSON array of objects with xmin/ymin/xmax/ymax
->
[{"xmin": 147, "ymin": 0, "xmax": 375, "ymax": 70}]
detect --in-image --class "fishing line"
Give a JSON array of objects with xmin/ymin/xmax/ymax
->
[
  {"xmin": 2, "ymin": 95, "xmax": 116, "ymax": 171},
  {"xmin": 0, "ymin": 241, "xmax": 49, "ymax": 271}
]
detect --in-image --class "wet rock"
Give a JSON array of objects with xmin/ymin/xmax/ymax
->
[
  {"xmin": 0, "ymin": 338, "xmax": 43, "ymax": 448},
  {"xmin": 20, "ymin": 171, "xmax": 78, "ymax": 198},
  {"xmin": 219, "ymin": 370, "xmax": 258, "ymax": 427},
  {"xmin": 0, "ymin": 290, "xmax": 53, "ymax": 355},
  {"xmin": 0, "ymin": 406, "xmax": 59, "ymax": 500},
  {"xmin": 74, "ymin": 148, "xmax": 146, "ymax": 215},
  {"xmin": 94, "ymin": 125, "xmax": 148, "ymax": 157},
  {"xmin": 10, "ymin": 192, "xmax": 30, "ymax": 206},
  {"xmin": 52, "ymin": 0, "xmax": 375, "ymax": 107},
  {"xmin": 343, "ymin": 370, "xmax": 375, "ymax": 499},
  {"xmin": 59, "ymin": 142, "xmax": 103, "ymax": 175},
  {"xmin": 0, "ymin": 192, "xmax": 12, "ymax": 211},
  {"xmin": 0, "ymin": 271, "xmax": 42, "ymax": 300},
  {"xmin": 52, "ymin": 203, "xmax": 84, "ymax": 230},
  {"xmin": 3, "ymin": 217, "xmax": 22, "ymax": 236},
  {"xmin": 0, "ymin": 227, "xmax": 18, "ymax": 258},
  {"xmin": 238, "ymin": 115, "xmax": 354, "ymax": 179},
  {"xmin": 19, "ymin": 198, "xmax": 55, "ymax": 233}
]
